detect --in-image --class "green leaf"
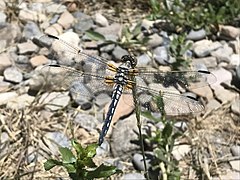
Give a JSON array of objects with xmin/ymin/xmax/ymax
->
[
  {"xmin": 85, "ymin": 30, "xmax": 106, "ymax": 41},
  {"xmin": 86, "ymin": 164, "xmax": 122, "ymax": 179},
  {"xmin": 85, "ymin": 143, "xmax": 98, "ymax": 158},
  {"xmin": 44, "ymin": 159, "xmax": 62, "ymax": 170},
  {"xmin": 59, "ymin": 147, "xmax": 76, "ymax": 164},
  {"xmin": 72, "ymin": 139, "xmax": 84, "ymax": 157},
  {"xmin": 162, "ymin": 122, "xmax": 173, "ymax": 140},
  {"xmin": 63, "ymin": 163, "xmax": 76, "ymax": 173},
  {"xmin": 81, "ymin": 158, "xmax": 96, "ymax": 168}
]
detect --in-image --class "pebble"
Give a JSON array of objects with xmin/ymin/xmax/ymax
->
[
  {"xmin": 57, "ymin": 11, "xmax": 75, "ymax": 29},
  {"xmin": 231, "ymin": 98, "xmax": 240, "ymax": 115},
  {"xmin": 137, "ymin": 53, "xmax": 151, "ymax": 66},
  {"xmin": 219, "ymin": 25, "xmax": 240, "ymax": 39},
  {"xmin": 192, "ymin": 40, "xmax": 222, "ymax": 57},
  {"xmin": 230, "ymin": 54, "xmax": 240, "ymax": 66},
  {"xmin": 39, "ymin": 92, "xmax": 70, "ymax": 111},
  {"xmin": 45, "ymin": 3, "xmax": 66, "ymax": 14},
  {"xmin": 95, "ymin": 23, "xmax": 122, "ymax": 40},
  {"xmin": 4, "ymin": 66, "xmax": 23, "ymax": 83},
  {"xmin": 0, "ymin": 76, "xmax": 11, "ymax": 91},
  {"xmin": 73, "ymin": 12, "xmax": 94, "ymax": 33},
  {"xmin": 230, "ymin": 145, "xmax": 240, "ymax": 156},
  {"xmin": 186, "ymin": 28, "xmax": 206, "ymax": 41},
  {"xmin": 147, "ymin": 33, "xmax": 164, "ymax": 48},
  {"xmin": 210, "ymin": 44, "xmax": 233, "ymax": 63},
  {"xmin": 192, "ymin": 56, "xmax": 217, "ymax": 68},
  {"xmin": 121, "ymin": 173, "xmax": 146, "ymax": 180},
  {"xmin": 17, "ymin": 41, "xmax": 39, "ymax": 55},
  {"xmin": 74, "ymin": 113, "xmax": 99, "ymax": 132},
  {"xmin": 132, "ymin": 153, "xmax": 151, "ymax": 171},
  {"xmin": 7, "ymin": 94, "xmax": 35, "ymax": 109},
  {"xmin": 211, "ymin": 68, "xmax": 232, "ymax": 88},
  {"xmin": 153, "ymin": 46, "xmax": 169, "ymax": 65},
  {"xmin": 0, "ymin": 91, "xmax": 18, "ymax": 106},
  {"xmin": 30, "ymin": 55, "xmax": 48, "ymax": 67},
  {"xmin": 95, "ymin": 93, "xmax": 111, "ymax": 107},
  {"xmin": 19, "ymin": 9, "xmax": 46, "ymax": 22},
  {"xmin": 172, "ymin": 144, "xmax": 191, "ymax": 161},
  {"xmin": 94, "ymin": 13, "xmax": 109, "ymax": 27},
  {"xmin": 96, "ymin": 141, "xmax": 110, "ymax": 155},
  {"xmin": 111, "ymin": 115, "xmax": 139, "ymax": 159},
  {"xmin": 229, "ymin": 40, "xmax": 239, "ymax": 53},
  {"xmin": 206, "ymin": 99, "xmax": 221, "ymax": 112},
  {"xmin": 112, "ymin": 46, "xmax": 129, "ymax": 60},
  {"xmin": 44, "ymin": 23, "xmax": 63, "ymax": 36},
  {"xmin": 0, "ymin": 53, "xmax": 12, "ymax": 73},
  {"xmin": 22, "ymin": 21, "xmax": 42, "ymax": 39},
  {"xmin": 0, "ymin": 11, "xmax": 7, "ymax": 27},
  {"xmin": 229, "ymin": 160, "xmax": 240, "ymax": 171},
  {"xmin": 214, "ymin": 86, "xmax": 237, "ymax": 104}
]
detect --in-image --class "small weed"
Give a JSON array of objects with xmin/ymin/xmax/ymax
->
[{"xmin": 44, "ymin": 140, "xmax": 122, "ymax": 180}]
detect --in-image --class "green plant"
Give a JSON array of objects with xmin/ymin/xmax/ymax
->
[
  {"xmin": 44, "ymin": 140, "xmax": 122, "ymax": 180},
  {"xmin": 142, "ymin": 96, "xmax": 182, "ymax": 180},
  {"xmin": 169, "ymin": 33, "xmax": 192, "ymax": 70},
  {"xmin": 85, "ymin": 22, "xmax": 150, "ymax": 52}
]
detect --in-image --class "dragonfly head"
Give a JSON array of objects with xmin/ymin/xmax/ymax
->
[{"xmin": 121, "ymin": 55, "xmax": 137, "ymax": 68}]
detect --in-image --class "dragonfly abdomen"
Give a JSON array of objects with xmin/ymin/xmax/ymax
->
[{"xmin": 99, "ymin": 84, "xmax": 123, "ymax": 145}]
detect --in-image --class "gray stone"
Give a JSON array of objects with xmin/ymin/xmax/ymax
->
[
  {"xmin": 96, "ymin": 141, "xmax": 110, "ymax": 155},
  {"xmin": 17, "ymin": 41, "xmax": 39, "ymax": 55},
  {"xmin": 45, "ymin": 3, "xmax": 66, "ymax": 14},
  {"xmin": 186, "ymin": 28, "xmax": 206, "ymax": 41},
  {"xmin": 229, "ymin": 40, "xmax": 239, "ymax": 53},
  {"xmin": 172, "ymin": 144, "xmax": 191, "ymax": 161},
  {"xmin": 211, "ymin": 68, "xmax": 232, "ymax": 88},
  {"xmin": 57, "ymin": 10, "xmax": 75, "ymax": 29},
  {"xmin": 236, "ymin": 65, "xmax": 240, "ymax": 82},
  {"xmin": 23, "ymin": 21, "xmax": 42, "ymax": 39},
  {"xmin": 7, "ymin": 94, "xmax": 35, "ymax": 109},
  {"xmin": 206, "ymin": 99, "xmax": 221, "ymax": 112},
  {"xmin": 105, "ymin": 158, "xmax": 124, "ymax": 170},
  {"xmin": 39, "ymin": 92, "xmax": 70, "ymax": 111},
  {"xmin": 94, "ymin": 13, "xmax": 109, "ymax": 27},
  {"xmin": 137, "ymin": 53, "xmax": 151, "ymax": 66},
  {"xmin": 112, "ymin": 46, "xmax": 128, "ymax": 60},
  {"xmin": 95, "ymin": 23, "xmax": 122, "ymax": 39},
  {"xmin": 231, "ymin": 98, "xmax": 240, "ymax": 115},
  {"xmin": 210, "ymin": 44, "xmax": 233, "ymax": 63},
  {"xmin": 111, "ymin": 115, "xmax": 139, "ymax": 158},
  {"xmin": 193, "ymin": 40, "xmax": 222, "ymax": 57},
  {"xmin": 100, "ymin": 43, "xmax": 115, "ymax": 53},
  {"xmin": 147, "ymin": 33, "xmax": 163, "ymax": 48},
  {"xmin": 132, "ymin": 153, "xmax": 152, "ymax": 171},
  {"xmin": 0, "ymin": 76, "xmax": 11, "ymax": 91},
  {"xmin": 121, "ymin": 173, "xmax": 146, "ymax": 180},
  {"xmin": 74, "ymin": 113, "xmax": 99, "ymax": 131},
  {"xmin": 153, "ymin": 46, "xmax": 169, "ymax": 65},
  {"xmin": 192, "ymin": 56, "xmax": 217, "ymax": 68},
  {"xmin": 214, "ymin": 86, "xmax": 237, "ymax": 104},
  {"xmin": 73, "ymin": 12, "xmax": 94, "ymax": 33},
  {"xmin": 230, "ymin": 54, "xmax": 240, "ymax": 66},
  {"xmin": 19, "ymin": 9, "xmax": 46, "ymax": 22},
  {"xmin": 229, "ymin": 160, "xmax": 240, "ymax": 171},
  {"xmin": 0, "ymin": 39, "xmax": 7, "ymax": 52},
  {"xmin": 230, "ymin": 145, "xmax": 240, "ymax": 156},
  {"xmin": 0, "ymin": 11, "xmax": 7, "ymax": 27},
  {"xmin": 95, "ymin": 93, "xmax": 111, "ymax": 107},
  {"xmin": 219, "ymin": 25, "xmax": 240, "ymax": 39},
  {"xmin": 4, "ymin": 66, "xmax": 23, "ymax": 83}
]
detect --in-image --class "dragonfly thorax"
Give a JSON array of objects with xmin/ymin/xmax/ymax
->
[{"xmin": 121, "ymin": 55, "xmax": 137, "ymax": 68}]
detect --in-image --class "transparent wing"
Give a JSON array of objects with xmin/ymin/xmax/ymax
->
[
  {"xmin": 37, "ymin": 34, "xmax": 110, "ymax": 76},
  {"xmin": 40, "ymin": 64, "xmax": 115, "ymax": 98},
  {"xmin": 137, "ymin": 68, "xmax": 217, "ymax": 90}
]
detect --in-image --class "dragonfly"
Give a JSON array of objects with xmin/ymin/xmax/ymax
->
[{"xmin": 36, "ymin": 34, "xmax": 216, "ymax": 145}]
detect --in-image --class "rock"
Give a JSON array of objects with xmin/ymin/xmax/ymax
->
[
  {"xmin": 231, "ymin": 98, "xmax": 240, "ymax": 115},
  {"xmin": 95, "ymin": 93, "xmax": 111, "ymax": 107},
  {"xmin": 211, "ymin": 68, "xmax": 232, "ymax": 88},
  {"xmin": 219, "ymin": 25, "xmax": 240, "ymax": 39},
  {"xmin": 39, "ymin": 92, "xmax": 70, "ymax": 111},
  {"xmin": 137, "ymin": 53, "xmax": 151, "ymax": 66},
  {"xmin": 45, "ymin": 3, "xmax": 66, "ymax": 14},
  {"xmin": 192, "ymin": 40, "xmax": 222, "ymax": 57},
  {"xmin": 74, "ymin": 113, "xmax": 99, "ymax": 132},
  {"xmin": 172, "ymin": 144, "xmax": 191, "ymax": 161},
  {"xmin": 190, "ymin": 86, "xmax": 214, "ymax": 100},
  {"xmin": 132, "ymin": 153, "xmax": 151, "ymax": 171},
  {"xmin": 104, "ymin": 158, "xmax": 124, "ymax": 170},
  {"xmin": 0, "ymin": 76, "xmax": 11, "ymax": 91},
  {"xmin": 95, "ymin": 23, "xmax": 122, "ymax": 40},
  {"xmin": 41, "ymin": 131, "xmax": 70, "ymax": 155},
  {"xmin": 186, "ymin": 28, "xmax": 206, "ymax": 41},
  {"xmin": 147, "ymin": 33, "xmax": 164, "ymax": 48},
  {"xmin": 112, "ymin": 46, "xmax": 129, "ymax": 60},
  {"xmin": 0, "ymin": 11, "xmax": 7, "ymax": 27},
  {"xmin": 22, "ymin": 21, "xmax": 42, "ymax": 39},
  {"xmin": 229, "ymin": 160, "xmax": 240, "ymax": 171},
  {"xmin": 57, "ymin": 11, "xmax": 75, "ymax": 29},
  {"xmin": 100, "ymin": 43, "xmax": 115, "ymax": 53},
  {"xmin": 44, "ymin": 23, "xmax": 63, "ymax": 36},
  {"xmin": 73, "ymin": 12, "xmax": 94, "ymax": 33},
  {"xmin": 4, "ymin": 66, "xmax": 23, "ymax": 83},
  {"xmin": 19, "ymin": 9, "xmax": 46, "ymax": 22},
  {"xmin": 210, "ymin": 44, "xmax": 233, "ymax": 63},
  {"xmin": 121, "ymin": 173, "xmax": 146, "ymax": 180},
  {"xmin": 7, "ymin": 94, "xmax": 35, "ymax": 109},
  {"xmin": 214, "ymin": 86, "xmax": 237, "ymax": 104},
  {"xmin": 30, "ymin": 55, "xmax": 48, "ymax": 67},
  {"xmin": 0, "ymin": 92, "xmax": 18, "ymax": 106},
  {"xmin": 206, "ymin": 99, "xmax": 221, "ymax": 112},
  {"xmin": 230, "ymin": 145, "xmax": 240, "ymax": 156},
  {"xmin": 230, "ymin": 54, "xmax": 240, "ymax": 66},
  {"xmin": 17, "ymin": 41, "xmax": 39, "ymax": 55},
  {"xmin": 96, "ymin": 141, "xmax": 110, "ymax": 156},
  {"xmin": 94, "ymin": 13, "xmax": 109, "ymax": 27},
  {"xmin": 174, "ymin": 121, "xmax": 187, "ymax": 131},
  {"xmin": 0, "ymin": 53, "xmax": 12, "ymax": 74},
  {"xmin": 0, "ymin": 23, "xmax": 21, "ymax": 44},
  {"xmin": 236, "ymin": 65, "xmax": 240, "ymax": 82},
  {"xmin": 153, "ymin": 46, "xmax": 169, "ymax": 65},
  {"xmin": 229, "ymin": 40, "xmax": 240, "ymax": 53},
  {"xmin": 111, "ymin": 114, "xmax": 139, "ymax": 159},
  {"xmin": 192, "ymin": 56, "xmax": 217, "ymax": 68}
]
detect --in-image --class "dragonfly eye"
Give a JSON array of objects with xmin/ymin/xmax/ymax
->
[{"xmin": 121, "ymin": 55, "xmax": 137, "ymax": 68}]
